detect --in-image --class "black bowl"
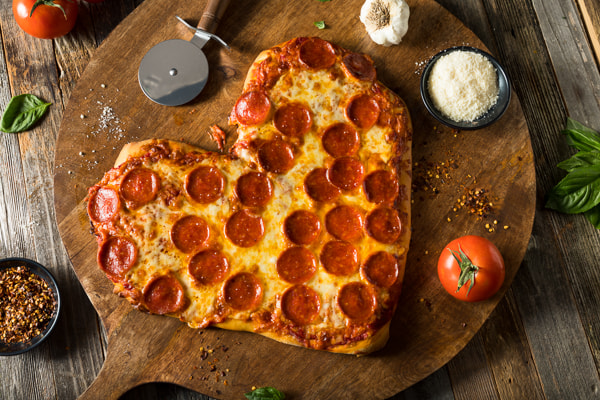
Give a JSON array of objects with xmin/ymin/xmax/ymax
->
[
  {"xmin": 0, "ymin": 258, "xmax": 61, "ymax": 356},
  {"xmin": 420, "ymin": 46, "xmax": 511, "ymax": 130}
]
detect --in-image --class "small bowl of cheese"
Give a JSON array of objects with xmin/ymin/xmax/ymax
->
[{"xmin": 420, "ymin": 46, "xmax": 511, "ymax": 130}]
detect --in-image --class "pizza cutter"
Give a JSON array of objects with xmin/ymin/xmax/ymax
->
[{"xmin": 138, "ymin": 0, "xmax": 231, "ymax": 106}]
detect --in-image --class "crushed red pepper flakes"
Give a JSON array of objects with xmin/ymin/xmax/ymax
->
[
  {"xmin": 193, "ymin": 344, "xmax": 233, "ymax": 386},
  {"xmin": 0, "ymin": 266, "xmax": 56, "ymax": 344},
  {"xmin": 412, "ymin": 156, "xmax": 460, "ymax": 196},
  {"xmin": 450, "ymin": 187, "xmax": 509, "ymax": 232},
  {"xmin": 410, "ymin": 127, "xmax": 512, "ymax": 232},
  {"xmin": 454, "ymin": 188, "xmax": 493, "ymax": 219}
]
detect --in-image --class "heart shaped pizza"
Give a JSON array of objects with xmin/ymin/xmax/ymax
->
[{"xmin": 86, "ymin": 37, "xmax": 412, "ymax": 354}]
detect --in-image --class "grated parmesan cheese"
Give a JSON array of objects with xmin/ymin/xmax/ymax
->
[{"xmin": 427, "ymin": 50, "xmax": 499, "ymax": 122}]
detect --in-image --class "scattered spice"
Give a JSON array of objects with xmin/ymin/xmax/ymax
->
[
  {"xmin": 450, "ymin": 186, "xmax": 508, "ymax": 232},
  {"xmin": 418, "ymin": 297, "xmax": 432, "ymax": 312},
  {"xmin": 410, "ymin": 126, "xmax": 511, "ymax": 232},
  {"xmin": 97, "ymin": 105, "xmax": 122, "ymax": 134},
  {"xmin": 193, "ymin": 343, "xmax": 232, "ymax": 386},
  {"xmin": 412, "ymin": 156, "xmax": 459, "ymax": 196},
  {"xmin": 453, "ymin": 188, "xmax": 493, "ymax": 219},
  {"xmin": 0, "ymin": 266, "xmax": 56, "ymax": 344},
  {"xmin": 56, "ymin": 91, "xmax": 141, "ymax": 178}
]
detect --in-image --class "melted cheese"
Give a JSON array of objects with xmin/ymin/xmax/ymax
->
[
  {"xmin": 93, "ymin": 38, "xmax": 412, "ymax": 354},
  {"xmin": 227, "ymin": 65, "xmax": 404, "ymax": 334}
]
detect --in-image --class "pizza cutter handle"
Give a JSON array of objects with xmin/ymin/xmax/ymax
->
[{"xmin": 198, "ymin": 0, "xmax": 232, "ymax": 34}]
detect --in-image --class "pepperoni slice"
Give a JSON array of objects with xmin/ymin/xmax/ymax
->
[
  {"xmin": 325, "ymin": 205, "xmax": 364, "ymax": 242},
  {"xmin": 223, "ymin": 272, "xmax": 263, "ymax": 311},
  {"xmin": 320, "ymin": 240, "xmax": 359, "ymax": 276},
  {"xmin": 281, "ymin": 285, "xmax": 321, "ymax": 325},
  {"xmin": 338, "ymin": 282, "xmax": 376, "ymax": 321},
  {"xmin": 364, "ymin": 170, "xmax": 399, "ymax": 204},
  {"xmin": 258, "ymin": 139, "xmax": 295, "ymax": 174},
  {"xmin": 235, "ymin": 172, "xmax": 273, "ymax": 207},
  {"xmin": 284, "ymin": 210, "xmax": 321, "ymax": 245},
  {"xmin": 342, "ymin": 53, "xmax": 376, "ymax": 81},
  {"xmin": 171, "ymin": 215, "xmax": 210, "ymax": 254},
  {"xmin": 366, "ymin": 207, "xmax": 402, "ymax": 244},
  {"xmin": 346, "ymin": 94, "xmax": 380, "ymax": 129},
  {"xmin": 185, "ymin": 166, "xmax": 225, "ymax": 204},
  {"xmin": 362, "ymin": 251, "xmax": 399, "ymax": 288},
  {"xmin": 120, "ymin": 167, "xmax": 160, "ymax": 207},
  {"xmin": 304, "ymin": 168, "xmax": 341, "ymax": 202},
  {"xmin": 225, "ymin": 209, "xmax": 265, "ymax": 247},
  {"xmin": 233, "ymin": 90, "xmax": 271, "ymax": 126},
  {"xmin": 274, "ymin": 103, "xmax": 312, "ymax": 137},
  {"xmin": 328, "ymin": 157, "xmax": 364, "ymax": 191},
  {"xmin": 277, "ymin": 246, "xmax": 317, "ymax": 284},
  {"xmin": 88, "ymin": 187, "xmax": 120, "ymax": 223},
  {"xmin": 322, "ymin": 123, "xmax": 360, "ymax": 157},
  {"xmin": 97, "ymin": 236, "xmax": 137, "ymax": 280},
  {"xmin": 189, "ymin": 249, "xmax": 229, "ymax": 286},
  {"xmin": 143, "ymin": 274, "xmax": 187, "ymax": 315},
  {"xmin": 299, "ymin": 37, "xmax": 336, "ymax": 69}
]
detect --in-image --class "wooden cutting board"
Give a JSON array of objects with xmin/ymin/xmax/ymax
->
[{"xmin": 54, "ymin": 0, "xmax": 536, "ymax": 398}]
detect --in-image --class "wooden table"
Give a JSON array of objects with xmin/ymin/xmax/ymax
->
[{"xmin": 1, "ymin": 0, "xmax": 599, "ymax": 399}]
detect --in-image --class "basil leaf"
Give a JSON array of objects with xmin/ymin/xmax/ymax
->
[
  {"xmin": 546, "ymin": 164, "xmax": 600, "ymax": 213},
  {"xmin": 562, "ymin": 117, "xmax": 600, "ymax": 152},
  {"xmin": 557, "ymin": 151, "xmax": 600, "ymax": 172},
  {"xmin": 584, "ymin": 203, "xmax": 600, "ymax": 229},
  {"xmin": 314, "ymin": 20, "xmax": 326, "ymax": 29},
  {"xmin": 0, "ymin": 94, "xmax": 51, "ymax": 133},
  {"xmin": 245, "ymin": 386, "xmax": 285, "ymax": 400}
]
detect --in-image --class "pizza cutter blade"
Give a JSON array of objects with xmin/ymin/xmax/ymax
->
[{"xmin": 138, "ymin": 0, "xmax": 231, "ymax": 106}]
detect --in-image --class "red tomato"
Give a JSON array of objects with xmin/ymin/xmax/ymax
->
[
  {"xmin": 13, "ymin": 0, "xmax": 78, "ymax": 39},
  {"xmin": 437, "ymin": 235, "xmax": 505, "ymax": 302}
]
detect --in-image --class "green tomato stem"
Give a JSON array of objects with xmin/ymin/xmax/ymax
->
[
  {"xmin": 449, "ymin": 246, "xmax": 479, "ymax": 297},
  {"xmin": 29, "ymin": 0, "xmax": 68, "ymax": 19}
]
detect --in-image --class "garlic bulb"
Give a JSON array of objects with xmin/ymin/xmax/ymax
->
[{"xmin": 360, "ymin": 0, "xmax": 410, "ymax": 46}]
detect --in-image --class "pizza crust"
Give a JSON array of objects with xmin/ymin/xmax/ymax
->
[
  {"xmin": 215, "ymin": 319, "xmax": 390, "ymax": 355},
  {"xmin": 242, "ymin": 50, "xmax": 272, "ymax": 92},
  {"xmin": 114, "ymin": 138, "xmax": 200, "ymax": 167}
]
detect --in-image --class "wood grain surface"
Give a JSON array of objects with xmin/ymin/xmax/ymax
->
[
  {"xmin": 577, "ymin": 0, "xmax": 600, "ymax": 65},
  {"xmin": 1, "ymin": 0, "xmax": 599, "ymax": 399},
  {"xmin": 52, "ymin": 0, "xmax": 535, "ymax": 398}
]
